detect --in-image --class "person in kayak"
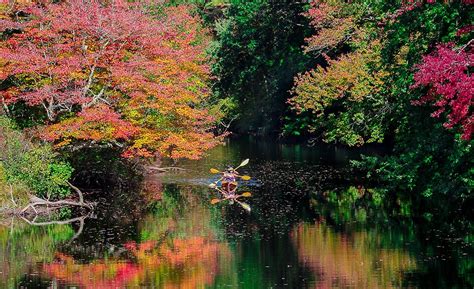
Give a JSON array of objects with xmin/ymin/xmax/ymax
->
[{"xmin": 221, "ymin": 166, "xmax": 239, "ymax": 196}]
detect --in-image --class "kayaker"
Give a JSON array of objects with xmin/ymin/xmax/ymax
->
[{"xmin": 221, "ymin": 166, "xmax": 238, "ymax": 196}]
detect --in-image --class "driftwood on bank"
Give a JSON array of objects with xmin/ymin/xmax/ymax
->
[
  {"xmin": 19, "ymin": 181, "xmax": 93, "ymax": 216},
  {"xmin": 146, "ymin": 166, "xmax": 187, "ymax": 173}
]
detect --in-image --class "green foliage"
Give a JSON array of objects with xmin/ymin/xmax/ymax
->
[
  {"xmin": 285, "ymin": 1, "xmax": 390, "ymax": 146},
  {"xmin": 284, "ymin": 1, "xmax": 473, "ymax": 217},
  {"xmin": 0, "ymin": 221, "xmax": 74, "ymax": 288},
  {"xmin": 209, "ymin": 1, "xmax": 311, "ymax": 133},
  {"xmin": 0, "ymin": 116, "xmax": 73, "ymax": 200},
  {"xmin": 355, "ymin": 1, "xmax": 474, "ymax": 216},
  {"xmin": 0, "ymin": 162, "xmax": 29, "ymax": 209},
  {"xmin": 355, "ymin": 117, "xmax": 473, "ymax": 216}
]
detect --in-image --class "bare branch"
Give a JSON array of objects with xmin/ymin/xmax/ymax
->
[{"xmin": 67, "ymin": 181, "xmax": 84, "ymax": 204}]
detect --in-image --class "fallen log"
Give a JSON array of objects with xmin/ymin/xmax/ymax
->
[
  {"xmin": 19, "ymin": 182, "xmax": 93, "ymax": 216},
  {"xmin": 146, "ymin": 166, "xmax": 187, "ymax": 172}
]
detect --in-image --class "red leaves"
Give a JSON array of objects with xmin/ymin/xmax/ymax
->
[
  {"xmin": 1, "ymin": 1, "xmax": 219, "ymax": 159},
  {"xmin": 42, "ymin": 104, "xmax": 139, "ymax": 144},
  {"xmin": 457, "ymin": 25, "xmax": 474, "ymax": 36},
  {"xmin": 412, "ymin": 43, "xmax": 473, "ymax": 140}
]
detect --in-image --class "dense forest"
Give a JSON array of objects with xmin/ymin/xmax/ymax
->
[
  {"xmin": 2, "ymin": 0, "xmax": 471, "ymax": 220},
  {"xmin": 209, "ymin": 0, "xmax": 473, "ymax": 221}
]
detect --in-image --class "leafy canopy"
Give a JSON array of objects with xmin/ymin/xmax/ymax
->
[
  {"xmin": 0, "ymin": 0, "xmax": 220, "ymax": 159},
  {"xmin": 287, "ymin": 1, "xmax": 390, "ymax": 146}
]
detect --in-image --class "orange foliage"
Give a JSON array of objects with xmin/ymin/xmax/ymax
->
[
  {"xmin": 0, "ymin": 1, "xmax": 221, "ymax": 159},
  {"xmin": 304, "ymin": 1, "xmax": 357, "ymax": 53},
  {"xmin": 287, "ymin": 1, "xmax": 389, "ymax": 146},
  {"xmin": 43, "ymin": 236, "xmax": 227, "ymax": 288},
  {"xmin": 290, "ymin": 45, "xmax": 387, "ymax": 116}
]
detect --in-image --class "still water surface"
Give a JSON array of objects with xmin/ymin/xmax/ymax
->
[{"xmin": 0, "ymin": 138, "xmax": 472, "ymax": 288}]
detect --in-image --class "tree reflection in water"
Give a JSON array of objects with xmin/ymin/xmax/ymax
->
[
  {"xmin": 36, "ymin": 186, "xmax": 231, "ymax": 288},
  {"xmin": 292, "ymin": 222, "xmax": 418, "ymax": 288}
]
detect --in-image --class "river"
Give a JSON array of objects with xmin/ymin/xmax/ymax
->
[{"xmin": 0, "ymin": 137, "xmax": 472, "ymax": 288}]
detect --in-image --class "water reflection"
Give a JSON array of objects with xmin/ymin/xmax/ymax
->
[
  {"xmin": 292, "ymin": 222, "xmax": 417, "ymax": 288},
  {"xmin": 0, "ymin": 138, "xmax": 471, "ymax": 288},
  {"xmin": 41, "ymin": 206, "xmax": 231, "ymax": 288}
]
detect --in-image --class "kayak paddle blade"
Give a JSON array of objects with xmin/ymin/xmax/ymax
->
[
  {"xmin": 241, "ymin": 192, "xmax": 252, "ymax": 197},
  {"xmin": 241, "ymin": 175, "xmax": 251, "ymax": 181},
  {"xmin": 210, "ymin": 168, "xmax": 220, "ymax": 174},
  {"xmin": 208, "ymin": 183, "xmax": 217, "ymax": 189},
  {"xmin": 238, "ymin": 159, "xmax": 249, "ymax": 168},
  {"xmin": 211, "ymin": 198, "xmax": 221, "ymax": 205},
  {"xmin": 238, "ymin": 201, "xmax": 251, "ymax": 212}
]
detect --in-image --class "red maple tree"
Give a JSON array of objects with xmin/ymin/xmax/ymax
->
[
  {"xmin": 412, "ymin": 42, "xmax": 473, "ymax": 140},
  {"xmin": 0, "ymin": 0, "xmax": 220, "ymax": 159}
]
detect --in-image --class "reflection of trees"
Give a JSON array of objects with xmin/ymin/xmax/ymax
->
[
  {"xmin": 39, "ymin": 186, "xmax": 232, "ymax": 288},
  {"xmin": 20, "ymin": 212, "xmax": 91, "ymax": 242},
  {"xmin": 291, "ymin": 222, "xmax": 417, "ymax": 289},
  {"xmin": 0, "ymin": 218, "xmax": 75, "ymax": 288},
  {"xmin": 43, "ymin": 236, "xmax": 227, "ymax": 288}
]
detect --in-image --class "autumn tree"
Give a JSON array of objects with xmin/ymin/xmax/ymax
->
[
  {"xmin": 412, "ymin": 43, "xmax": 473, "ymax": 140},
  {"xmin": 355, "ymin": 1, "xmax": 473, "ymax": 217},
  {"xmin": 0, "ymin": 0, "xmax": 220, "ymax": 159},
  {"xmin": 286, "ymin": 1, "xmax": 390, "ymax": 146}
]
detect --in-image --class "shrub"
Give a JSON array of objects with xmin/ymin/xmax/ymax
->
[{"xmin": 0, "ymin": 117, "xmax": 73, "ymax": 201}]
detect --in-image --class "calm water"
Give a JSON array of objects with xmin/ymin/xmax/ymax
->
[{"xmin": 0, "ymin": 138, "xmax": 472, "ymax": 288}]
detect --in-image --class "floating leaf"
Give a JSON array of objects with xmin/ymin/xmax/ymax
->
[
  {"xmin": 241, "ymin": 192, "xmax": 252, "ymax": 197},
  {"xmin": 210, "ymin": 168, "xmax": 220, "ymax": 174},
  {"xmin": 241, "ymin": 175, "xmax": 251, "ymax": 180}
]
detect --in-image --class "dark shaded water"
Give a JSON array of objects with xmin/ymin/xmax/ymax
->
[{"xmin": 0, "ymin": 138, "xmax": 472, "ymax": 288}]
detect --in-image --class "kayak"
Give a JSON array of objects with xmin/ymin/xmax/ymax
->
[{"xmin": 209, "ymin": 159, "xmax": 252, "ymax": 212}]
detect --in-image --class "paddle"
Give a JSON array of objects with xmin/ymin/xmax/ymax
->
[
  {"xmin": 210, "ymin": 168, "xmax": 220, "ymax": 174},
  {"xmin": 211, "ymin": 198, "xmax": 221, "ymax": 205},
  {"xmin": 208, "ymin": 183, "xmax": 217, "ymax": 189},
  {"xmin": 234, "ymin": 159, "xmax": 249, "ymax": 170},
  {"xmin": 236, "ymin": 200, "xmax": 251, "ymax": 212}
]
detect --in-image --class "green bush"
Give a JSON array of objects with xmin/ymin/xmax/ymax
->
[{"xmin": 0, "ymin": 116, "xmax": 73, "ymax": 201}]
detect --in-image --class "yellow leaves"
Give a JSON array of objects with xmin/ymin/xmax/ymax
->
[
  {"xmin": 241, "ymin": 192, "xmax": 252, "ymax": 197},
  {"xmin": 126, "ymin": 109, "xmax": 141, "ymax": 121},
  {"xmin": 291, "ymin": 42, "xmax": 387, "ymax": 114},
  {"xmin": 55, "ymin": 139, "xmax": 72, "ymax": 148},
  {"xmin": 395, "ymin": 45, "xmax": 410, "ymax": 66},
  {"xmin": 305, "ymin": 18, "xmax": 355, "ymax": 53},
  {"xmin": 69, "ymin": 71, "xmax": 87, "ymax": 80}
]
